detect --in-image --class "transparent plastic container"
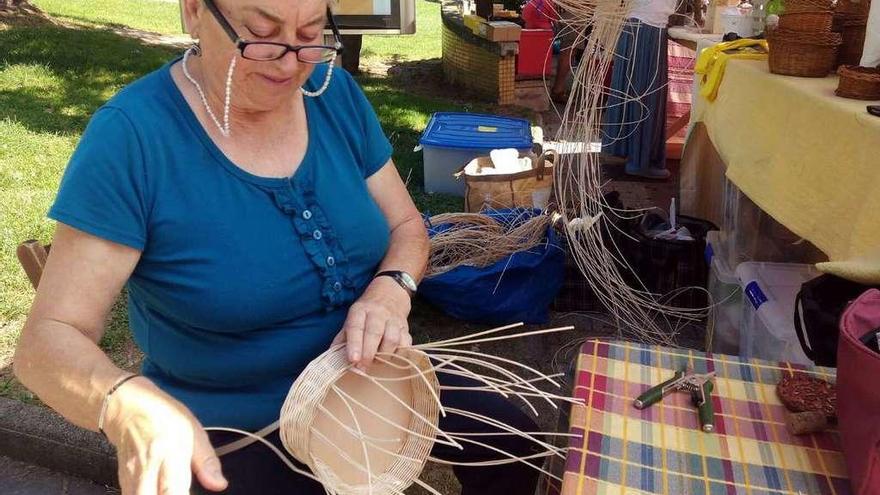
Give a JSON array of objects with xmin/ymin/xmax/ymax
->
[
  {"xmin": 717, "ymin": 179, "xmax": 827, "ymax": 271},
  {"xmin": 705, "ymin": 231, "xmax": 743, "ymax": 355},
  {"xmin": 736, "ymin": 261, "xmax": 820, "ymax": 364}
]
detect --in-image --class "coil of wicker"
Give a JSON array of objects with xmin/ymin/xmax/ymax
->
[
  {"xmin": 838, "ymin": 16, "xmax": 868, "ymax": 66},
  {"xmin": 778, "ymin": 10, "xmax": 834, "ymax": 32},
  {"xmin": 280, "ymin": 346, "xmax": 441, "ymax": 495},
  {"xmin": 768, "ymin": 29, "xmax": 842, "ymax": 77},
  {"xmin": 836, "ymin": 65, "xmax": 880, "ymax": 100}
]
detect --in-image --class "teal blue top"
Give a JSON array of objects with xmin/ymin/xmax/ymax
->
[{"xmin": 49, "ymin": 58, "xmax": 393, "ymax": 430}]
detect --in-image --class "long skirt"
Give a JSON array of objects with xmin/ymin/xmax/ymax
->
[{"xmin": 602, "ymin": 19, "xmax": 669, "ymax": 175}]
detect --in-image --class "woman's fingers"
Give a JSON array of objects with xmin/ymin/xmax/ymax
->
[
  {"xmin": 191, "ymin": 426, "xmax": 227, "ymax": 492},
  {"xmin": 378, "ymin": 319, "xmax": 404, "ymax": 356},
  {"xmin": 360, "ymin": 313, "xmax": 386, "ymax": 369},
  {"xmin": 400, "ymin": 328, "xmax": 413, "ymax": 348},
  {"xmin": 132, "ymin": 456, "xmax": 161, "ymax": 495},
  {"xmin": 157, "ymin": 452, "xmax": 192, "ymax": 495},
  {"xmin": 331, "ymin": 328, "xmax": 346, "ymax": 346},
  {"xmin": 341, "ymin": 304, "xmax": 367, "ymax": 364}
]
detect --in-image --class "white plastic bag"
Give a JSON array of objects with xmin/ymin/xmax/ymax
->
[{"xmin": 861, "ymin": 0, "xmax": 880, "ymax": 67}]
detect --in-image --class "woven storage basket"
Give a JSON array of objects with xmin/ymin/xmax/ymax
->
[
  {"xmin": 836, "ymin": 0, "xmax": 871, "ymax": 16},
  {"xmin": 280, "ymin": 346, "xmax": 440, "ymax": 495},
  {"xmin": 784, "ymin": 0, "xmax": 834, "ymax": 12},
  {"xmin": 839, "ymin": 17, "xmax": 868, "ymax": 66},
  {"xmin": 836, "ymin": 65, "xmax": 880, "ymax": 100},
  {"xmin": 778, "ymin": 10, "xmax": 834, "ymax": 32},
  {"xmin": 768, "ymin": 29, "xmax": 842, "ymax": 77}
]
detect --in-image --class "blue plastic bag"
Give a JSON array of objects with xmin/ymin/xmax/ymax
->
[{"xmin": 419, "ymin": 209, "xmax": 565, "ymax": 325}]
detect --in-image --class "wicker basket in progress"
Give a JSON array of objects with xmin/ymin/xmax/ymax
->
[
  {"xmin": 778, "ymin": 10, "xmax": 834, "ymax": 32},
  {"xmin": 768, "ymin": 29, "xmax": 842, "ymax": 77},
  {"xmin": 836, "ymin": 65, "xmax": 880, "ymax": 100},
  {"xmin": 280, "ymin": 346, "xmax": 441, "ymax": 495}
]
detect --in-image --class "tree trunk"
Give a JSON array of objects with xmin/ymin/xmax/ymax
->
[{"xmin": 0, "ymin": 0, "xmax": 42, "ymax": 14}]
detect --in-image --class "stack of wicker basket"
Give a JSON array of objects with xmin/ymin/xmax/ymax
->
[
  {"xmin": 834, "ymin": 0, "xmax": 871, "ymax": 66},
  {"xmin": 833, "ymin": 0, "xmax": 879, "ymax": 99},
  {"xmin": 768, "ymin": 0, "xmax": 842, "ymax": 77}
]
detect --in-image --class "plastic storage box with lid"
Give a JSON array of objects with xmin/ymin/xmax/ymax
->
[
  {"xmin": 717, "ymin": 179, "xmax": 827, "ymax": 271},
  {"xmin": 419, "ymin": 113, "xmax": 533, "ymax": 196},
  {"xmin": 705, "ymin": 231, "xmax": 743, "ymax": 355},
  {"xmin": 736, "ymin": 262, "xmax": 820, "ymax": 365}
]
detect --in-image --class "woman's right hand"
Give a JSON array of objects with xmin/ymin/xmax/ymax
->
[{"xmin": 102, "ymin": 376, "xmax": 229, "ymax": 495}]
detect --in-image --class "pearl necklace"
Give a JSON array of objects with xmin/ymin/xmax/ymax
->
[
  {"xmin": 182, "ymin": 46, "xmax": 236, "ymax": 137},
  {"xmin": 301, "ymin": 51, "xmax": 337, "ymax": 97},
  {"xmin": 181, "ymin": 46, "xmax": 337, "ymax": 137}
]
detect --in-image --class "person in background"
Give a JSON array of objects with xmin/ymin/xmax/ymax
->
[
  {"xmin": 602, "ymin": 0, "xmax": 675, "ymax": 179},
  {"xmin": 521, "ymin": 0, "xmax": 556, "ymax": 29}
]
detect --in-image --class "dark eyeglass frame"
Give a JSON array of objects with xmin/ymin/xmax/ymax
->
[{"xmin": 202, "ymin": 0, "xmax": 345, "ymax": 63}]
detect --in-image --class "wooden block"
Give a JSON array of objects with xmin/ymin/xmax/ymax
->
[
  {"xmin": 477, "ymin": 20, "xmax": 522, "ymax": 42},
  {"xmin": 16, "ymin": 240, "xmax": 49, "ymax": 290}
]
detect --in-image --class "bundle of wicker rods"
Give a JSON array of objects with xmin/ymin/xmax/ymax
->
[{"xmin": 426, "ymin": 211, "xmax": 553, "ymax": 276}]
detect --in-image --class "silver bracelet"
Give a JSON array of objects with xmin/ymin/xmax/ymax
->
[{"xmin": 97, "ymin": 373, "xmax": 140, "ymax": 438}]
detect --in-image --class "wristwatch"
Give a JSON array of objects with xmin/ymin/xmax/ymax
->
[{"xmin": 375, "ymin": 270, "xmax": 418, "ymax": 297}]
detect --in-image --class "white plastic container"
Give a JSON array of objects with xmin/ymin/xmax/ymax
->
[
  {"xmin": 720, "ymin": 7, "xmax": 758, "ymax": 37},
  {"xmin": 736, "ymin": 262, "xmax": 820, "ymax": 364},
  {"xmin": 705, "ymin": 231, "xmax": 743, "ymax": 355}
]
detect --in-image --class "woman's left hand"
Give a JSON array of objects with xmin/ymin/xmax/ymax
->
[{"xmin": 332, "ymin": 276, "xmax": 413, "ymax": 370}]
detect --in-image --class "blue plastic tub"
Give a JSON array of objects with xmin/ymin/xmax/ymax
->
[{"xmin": 419, "ymin": 112, "xmax": 533, "ymax": 196}]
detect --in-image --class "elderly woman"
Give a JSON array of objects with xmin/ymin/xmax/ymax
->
[{"xmin": 12, "ymin": 0, "xmax": 542, "ymax": 494}]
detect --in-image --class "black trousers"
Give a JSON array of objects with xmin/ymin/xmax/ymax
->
[{"xmin": 194, "ymin": 373, "xmax": 542, "ymax": 495}]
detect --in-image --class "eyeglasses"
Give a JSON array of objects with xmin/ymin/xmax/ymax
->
[{"xmin": 202, "ymin": 0, "xmax": 344, "ymax": 63}]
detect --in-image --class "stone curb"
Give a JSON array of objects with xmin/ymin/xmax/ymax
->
[{"xmin": 0, "ymin": 397, "xmax": 118, "ymax": 487}]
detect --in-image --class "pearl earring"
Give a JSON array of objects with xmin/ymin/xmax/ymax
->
[
  {"xmin": 301, "ymin": 51, "xmax": 337, "ymax": 98},
  {"xmin": 182, "ymin": 46, "xmax": 236, "ymax": 137}
]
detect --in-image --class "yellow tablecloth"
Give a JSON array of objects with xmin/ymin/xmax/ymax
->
[{"xmin": 694, "ymin": 59, "xmax": 880, "ymax": 283}]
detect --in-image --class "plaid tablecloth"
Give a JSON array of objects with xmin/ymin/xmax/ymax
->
[{"xmin": 555, "ymin": 340, "xmax": 850, "ymax": 495}]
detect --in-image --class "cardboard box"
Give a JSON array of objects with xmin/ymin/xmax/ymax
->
[
  {"xmin": 493, "ymin": 9, "xmax": 520, "ymax": 19},
  {"xmin": 477, "ymin": 20, "xmax": 522, "ymax": 42}
]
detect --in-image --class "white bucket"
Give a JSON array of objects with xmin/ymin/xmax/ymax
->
[{"xmin": 720, "ymin": 8, "xmax": 757, "ymax": 37}]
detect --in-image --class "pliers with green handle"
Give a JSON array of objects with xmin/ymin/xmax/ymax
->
[{"xmin": 633, "ymin": 369, "xmax": 716, "ymax": 433}]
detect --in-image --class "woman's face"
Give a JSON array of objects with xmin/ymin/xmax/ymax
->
[{"xmin": 184, "ymin": 0, "xmax": 328, "ymax": 112}]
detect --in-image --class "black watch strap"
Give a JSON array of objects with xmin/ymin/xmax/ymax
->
[{"xmin": 375, "ymin": 270, "xmax": 417, "ymax": 296}]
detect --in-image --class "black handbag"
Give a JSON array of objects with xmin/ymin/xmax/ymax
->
[{"xmin": 794, "ymin": 273, "xmax": 879, "ymax": 367}]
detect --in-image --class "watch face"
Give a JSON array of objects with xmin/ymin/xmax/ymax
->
[{"xmin": 399, "ymin": 272, "xmax": 417, "ymax": 292}]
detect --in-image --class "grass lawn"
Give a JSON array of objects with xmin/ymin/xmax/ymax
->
[
  {"xmin": 32, "ymin": 0, "xmax": 444, "ymax": 64},
  {"xmin": 0, "ymin": 4, "xmax": 465, "ymax": 400},
  {"xmin": 32, "ymin": 0, "xmax": 185, "ymax": 35}
]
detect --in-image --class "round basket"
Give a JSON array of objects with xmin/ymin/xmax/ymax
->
[
  {"xmin": 836, "ymin": 65, "xmax": 880, "ymax": 100},
  {"xmin": 839, "ymin": 17, "xmax": 868, "ymax": 66},
  {"xmin": 768, "ymin": 29, "xmax": 842, "ymax": 77},
  {"xmin": 778, "ymin": 10, "xmax": 834, "ymax": 32},
  {"xmin": 280, "ymin": 346, "xmax": 441, "ymax": 495}
]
